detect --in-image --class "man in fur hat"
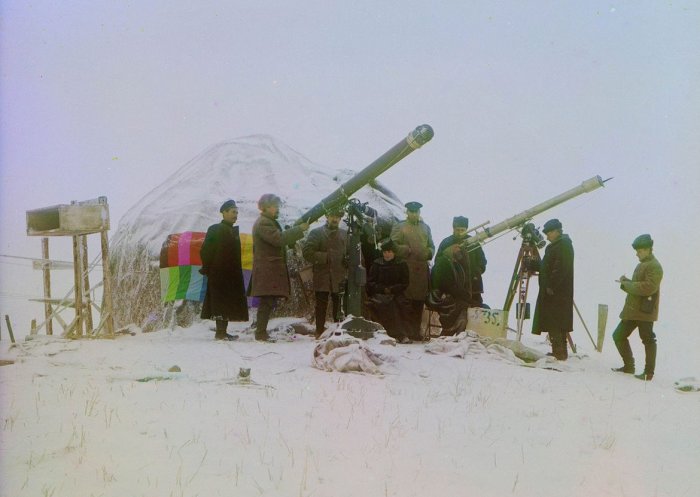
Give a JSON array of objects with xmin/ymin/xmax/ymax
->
[{"xmin": 249, "ymin": 194, "xmax": 309, "ymax": 342}]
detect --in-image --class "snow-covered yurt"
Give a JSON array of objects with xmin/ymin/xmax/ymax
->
[{"xmin": 110, "ymin": 135, "xmax": 405, "ymax": 330}]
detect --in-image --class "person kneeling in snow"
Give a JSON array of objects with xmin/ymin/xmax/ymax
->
[{"xmin": 366, "ymin": 239, "xmax": 411, "ymax": 344}]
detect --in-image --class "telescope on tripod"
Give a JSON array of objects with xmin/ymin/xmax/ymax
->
[{"xmin": 458, "ymin": 175, "xmax": 610, "ymax": 340}]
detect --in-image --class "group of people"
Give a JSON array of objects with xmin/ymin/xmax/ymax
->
[{"xmin": 199, "ymin": 196, "xmax": 663, "ymax": 381}]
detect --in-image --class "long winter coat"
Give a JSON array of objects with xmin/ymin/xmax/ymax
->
[
  {"xmin": 390, "ymin": 220, "xmax": 435, "ymax": 301},
  {"xmin": 200, "ymin": 221, "xmax": 249, "ymax": 321},
  {"xmin": 432, "ymin": 234, "xmax": 487, "ymax": 303},
  {"xmin": 619, "ymin": 253, "xmax": 663, "ymax": 322},
  {"xmin": 532, "ymin": 234, "xmax": 574, "ymax": 335},
  {"xmin": 301, "ymin": 224, "xmax": 348, "ymax": 293},
  {"xmin": 366, "ymin": 256, "xmax": 409, "ymax": 339},
  {"xmin": 249, "ymin": 213, "xmax": 306, "ymax": 297}
]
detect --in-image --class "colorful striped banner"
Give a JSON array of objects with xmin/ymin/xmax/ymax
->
[
  {"xmin": 158, "ymin": 231, "xmax": 254, "ymax": 303},
  {"xmin": 160, "ymin": 266, "xmax": 207, "ymax": 302}
]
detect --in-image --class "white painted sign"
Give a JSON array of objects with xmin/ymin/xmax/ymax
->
[{"xmin": 467, "ymin": 307, "xmax": 507, "ymax": 339}]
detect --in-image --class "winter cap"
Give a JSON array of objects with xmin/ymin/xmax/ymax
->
[
  {"xmin": 380, "ymin": 239, "xmax": 395, "ymax": 252},
  {"xmin": 452, "ymin": 216, "xmax": 469, "ymax": 228},
  {"xmin": 219, "ymin": 199, "xmax": 237, "ymax": 212},
  {"xmin": 257, "ymin": 193, "xmax": 281, "ymax": 210},
  {"xmin": 542, "ymin": 218, "xmax": 562, "ymax": 233},
  {"xmin": 405, "ymin": 201, "xmax": 423, "ymax": 212},
  {"xmin": 632, "ymin": 234, "xmax": 653, "ymax": 249}
]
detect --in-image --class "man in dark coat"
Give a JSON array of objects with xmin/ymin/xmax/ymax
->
[
  {"xmin": 366, "ymin": 239, "xmax": 411, "ymax": 343},
  {"xmin": 431, "ymin": 216, "xmax": 487, "ymax": 335},
  {"xmin": 390, "ymin": 201, "xmax": 434, "ymax": 341},
  {"xmin": 249, "ymin": 194, "xmax": 308, "ymax": 341},
  {"xmin": 200, "ymin": 199, "xmax": 249, "ymax": 341},
  {"xmin": 612, "ymin": 234, "xmax": 663, "ymax": 381},
  {"xmin": 531, "ymin": 218, "xmax": 574, "ymax": 360},
  {"xmin": 302, "ymin": 209, "xmax": 348, "ymax": 338}
]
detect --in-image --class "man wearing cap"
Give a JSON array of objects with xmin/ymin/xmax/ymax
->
[
  {"xmin": 390, "ymin": 201, "xmax": 435, "ymax": 341},
  {"xmin": 367, "ymin": 239, "xmax": 411, "ymax": 344},
  {"xmin": 532, "ymin": 218, "xmax": 574, "ymax": 360},
  {"xmin": 612, "ymin": 234, "xmax": 663, "ymax": 381},
  {"xmin": 302, "ymin": 209, "xmax": 348, "ymax": 338},
  {"xmin": 431, "ymin": 216, "xmax": 487, "ymax": 335},
  {"xmin": 200, "ymin": 199, "xmax": 249, "ymax": 341},
  {"xmin": 249, "ymin": 194, "xmax": 309, "ymax": 341}
]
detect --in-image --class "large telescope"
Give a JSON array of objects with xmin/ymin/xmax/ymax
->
[
  {"xmin": 294, "ymin": 124, "xmax": 434, "ymax": 226},
  {"xmin": 466, "ymin": 175, "xmax": 608, "ymax": 249},
  {"xmin": 295, "ymin": 124, "xmax": 434, "ymax": 320}
]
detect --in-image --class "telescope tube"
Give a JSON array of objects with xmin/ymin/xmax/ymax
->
[
  {"xmin": 294, "ymin": 124, "xmax": 434, "ymax": 225},
  {"xmin": 467, "ymin": 175, "xmax": 606, "ymax": 248}
]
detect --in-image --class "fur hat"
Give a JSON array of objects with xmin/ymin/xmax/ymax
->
[{"xmin": 257, "ymin": 193, "xmax": 281, "ymax": 210}]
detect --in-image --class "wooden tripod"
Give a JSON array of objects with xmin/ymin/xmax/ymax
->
[{"xmin": 503, "ymin": 241, "xmax": 541, "ymax": 342}]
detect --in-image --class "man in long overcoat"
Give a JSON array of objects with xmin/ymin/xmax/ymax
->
[
  {"xmin": 612, "ymin": 234, "xmax": 663, "ymax": 381},
  {"xmin": 200, "ymin": 199, "xmax": 249, "ymax": 341},
  {"xmin": 391, "ymin": 201, "xmax": 434, "ymax": 341},
  {"xmin": 431, "ymin": 216, "xmax": 487, "ymax": 335},
  {"xmin": 532, "ymin": 218, "xmax": 574, "ymax": 360},
  {"xmin": 249, "ymin": 194, "xmax": 308, "ymax": 341},
  {"xmin": 302, "ymin": 209, "xmax": 348, "ymax": 338}
]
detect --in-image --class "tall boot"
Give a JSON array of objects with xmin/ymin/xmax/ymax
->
[
  {"xmin": 215, "ymin": 319, "xmax": 237, "ymax": 341},
  {"xmin": 255, "ymin": 298, "xmax": 275, "ymax": 342},
  {"xmin": 636, "ymin": 342, "xmax": 656, "ymax": 380},
  {"xmin": 314, "ymin": 293, "xmax": 329, "ymax": 338},
  {"xmin": 551, "ymin": 332, "xmax": 568, "ymax": 361},
  {"xmin": 613, "ymin": 336, "xmax": 635, "ymax": 373}
]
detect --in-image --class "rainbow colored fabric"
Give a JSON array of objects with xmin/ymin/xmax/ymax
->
[{"xmin": 158, "ymin": 231, "xmax": 253, "ymax": 303}]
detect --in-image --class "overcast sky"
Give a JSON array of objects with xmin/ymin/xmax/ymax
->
[{"xmin": 1, "ymin": 1, "xmax": 699, "ymax": 364}]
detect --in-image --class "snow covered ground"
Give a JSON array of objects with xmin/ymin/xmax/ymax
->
[{"xmin": 1, "ymin": 319, "xmax": 698, "ymax": 497}]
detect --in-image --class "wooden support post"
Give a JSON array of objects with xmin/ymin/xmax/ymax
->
[
  {"xmin": 573, "ymin": 301, "xmax": 598, "ymax": 351},
  {"xmin": 41, "ymin": 237, "xmax": 54, "ymax": 335},
  {"xmin": 4, "ymin": 315, "xmax": 15, "ymax": 344},
  {"xmin": 80, "ymin": 235, "xmax": 94, "ymax": 333},
  {"xmin": 597, "ymin": 304, "xmax": 608, "ymax": 352},
  {"xmin": 72, "ymin": 233, "xmax": 84, "ymax": 337},
  {"xmin": 31, "ymin": 319, "xmax": 37, "ymax": 335},
  {"xmin": 100, "ymin": 229, "xmax": 115, "ymax": 337}
]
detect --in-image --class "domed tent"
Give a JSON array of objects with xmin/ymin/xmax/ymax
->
[{"xmin": 110, "ymin": 135, "xmax": 405, "ymax": 330}]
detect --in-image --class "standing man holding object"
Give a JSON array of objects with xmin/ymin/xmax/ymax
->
[
  {"xmin": 391, "ymin": 201, "xmax": 434, "ymax": 341},
  {"xmin": 249, "ymin": 194, "xmax": 309, "ymax": 342},
  {"xmin": 532, "ymin": 218, "xmax": 574, "ymax": 360},
  {"xmin": 200, "ymin": 199, "xmax": 249, "ymax": 341},
  {"xmin": 612, "ymin": 234, "xmax": 663, "ymax": 381},
  {"xmin": 302, "ymin": 209, "xmax": 348, "ymax": 338}
]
